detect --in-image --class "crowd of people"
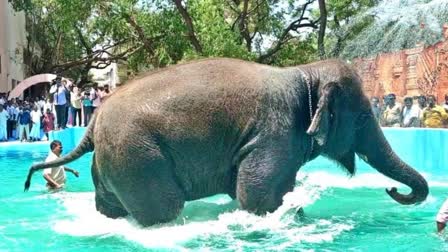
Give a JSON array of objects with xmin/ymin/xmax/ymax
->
[
  {"xmin": 0, "ymin": 76, "xmax": 111, "ymax": 142},
  {"xmin": 371, "ymin": 93, "xmax": 448, "ymax": 128}
]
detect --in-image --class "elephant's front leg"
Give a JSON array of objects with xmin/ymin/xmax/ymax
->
[{"xmin": 236, "ymin": 144, "xmax": 299, "ymax": 215}]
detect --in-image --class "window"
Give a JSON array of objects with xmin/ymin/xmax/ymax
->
[{"xmin": 12, "ymin": 79, "xmax": 17, "ymax": 89}]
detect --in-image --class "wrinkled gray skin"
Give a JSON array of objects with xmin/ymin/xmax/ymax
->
[{"xmin": 24, "ymin": 58, "xmax": 428, "ymax": 226}]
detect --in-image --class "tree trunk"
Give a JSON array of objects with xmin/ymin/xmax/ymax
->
[
  {"xmin": 173, "ymin": 0, "xmax": 203, "ymax": 54},
  {"xmin": 317, "ymin": 0, "xmax": 327, "ymax": 59}
]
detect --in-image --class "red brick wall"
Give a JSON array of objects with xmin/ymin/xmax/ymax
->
[{"xmin": 353, "ymin": 25, "xmax": 448, "ymax": 103}]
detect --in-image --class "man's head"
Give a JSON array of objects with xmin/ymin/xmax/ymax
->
[
  {"xmin": 428, "ymin": 95, "xmax": 437, "ymax": 107},
  {"xmin": 371, "ymin": 97, "xmax": 379, "ymax": 106},
  {"xmin": 388, "ymin": 93, "xmax": 396, "ymax": 106},
  {"xmin": 46, "ymin": 108, "xmax": 51, "ymax": 114},
  {"xmin": 50, "ymin": 140, "xmax": 63, "ymax": 156},
  {"xmin": 418, "ymin": 95, "xmax": 427, "ymax": 107},
  {"xmin": 404, "ymin": 97, "xmax": 413, "ymax": 109}
]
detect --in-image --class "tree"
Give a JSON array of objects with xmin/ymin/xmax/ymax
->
[
  {"xmin": 10, "ymin": 0, "xmax": 336, "ymax": 81},
  {"xmin": 324, "ymin": 0, "xmax": 377, "ymax": 58},
  {"xmin": 9, "ymin": 0, "xmax": 142, "ymax": 84}
]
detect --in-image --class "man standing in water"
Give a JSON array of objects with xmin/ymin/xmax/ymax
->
[
  {"xmin": 436, "ymin": 199, "xmax": 448, "ymax": 233},
  {"xmin": 43, "ymin": 140, "xmax": 80, "ymax": 190}
]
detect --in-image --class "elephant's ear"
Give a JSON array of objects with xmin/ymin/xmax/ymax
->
[{"xmin": 306, "ymin": 82, "xmax": 339, "ymax": 146}]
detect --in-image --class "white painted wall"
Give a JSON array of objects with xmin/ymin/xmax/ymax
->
[
  {"xmin": 0, "ymin": 2, "xmax": 26, "ymax": 93},
  {"xmin": 89, "ymin": 62, "xmax": 120, "ymax": 89}
]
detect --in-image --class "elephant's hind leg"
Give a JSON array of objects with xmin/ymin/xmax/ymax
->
[
  {"xmin": 92, "ymin": 154, "xmax": 128, "ymax": 218},
  {"xmin": 111, "ymin": 158, "xmax": 186, "ymax": 227}
]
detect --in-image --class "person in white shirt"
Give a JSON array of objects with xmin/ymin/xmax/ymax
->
[
  {"xmin": 0, "ymin": 106, "xmax": 9, "ymax": 141},
  {"xmin": 402, "ymin": 97, "xmax": 420, "ymax": 127},
  {"xmin": 43, "ymin": 140, "xmax": 79, "ymax": 190},
  {"xmin": 437, "ymin": 198, "xmax": 448, "ymax": 233},
  {"xmin": 90, "ymin": 85, "xmax": 102, "ymax": 113},
  {"xmin": 29, "ymin": 105, "xmax": 42, "ymax": 141},
  {"xmin": 6, "ymin": 102, "xmax": 19, "ymax": 139}
]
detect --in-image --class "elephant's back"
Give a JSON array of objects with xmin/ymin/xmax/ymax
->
[{"xmin": 99, "ymin": 58, "xmax": 276, "ymax": 137}]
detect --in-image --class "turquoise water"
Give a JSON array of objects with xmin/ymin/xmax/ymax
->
[{"xmin": 1, "ymin": 139, "xmax": 448, "ymax": 251}]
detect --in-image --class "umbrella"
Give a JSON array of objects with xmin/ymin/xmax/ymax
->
[{"xmin": 8, "ymin": 74, "xmax": 72, "ymax": 100}]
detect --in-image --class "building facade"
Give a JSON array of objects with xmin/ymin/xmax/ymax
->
[
  {"xmin": 89, "ymin": 62, "xmax": 120, "ymax": 89},
  {"xmin": 0, "ymin": 2, "xmax": 26, "ymax": 93},
  {"xmin": 353, "ymin": 24, "xmax": 448, "ymax": 103}
]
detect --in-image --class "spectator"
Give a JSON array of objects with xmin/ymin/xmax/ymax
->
[
  {"xmin": 418, "ymin": 95, "xmax": 427, "ymax": 109},
  {"xmin": 422, "ymin": 95, "xmax": 448, "ymax": 128},
  {"xmin": 371, "ymin": 97, "xmax": 381, "ymax": 123},
  {"xmin": 417, "ymin": 95, "xmax": 427, "ymax": 127},
  {"xmin": 82, "ymin": 90, "xmax": 93, "ymax": 126},
  {"xmin": 442, "ymin": 94, "xmax": 448, "ymax": 113},
  {"xmin": 43, "ymin": 97, "xmax": 53, "ymax": 115},
  {"xmin": 42, "ymin": 108, "xmax": 55, "ymax": 140},
  {"xmin": 62, "ymin": 80, "xmax": 71, "ymax": 127},
  {"xmin": 42, "ymin": 140, "xmax": 79, "ymax": 190},
  {"xmin": 0, "ymin": 94, "xmax": 5, "ymax": 106},
  {"xmin": 103, "ymin": 84, "xmax": 111, "ymax": 95},
  {"xmin": 6, "ymin": 101, "xmax": 18, "ymax": 140},
  {"xmin": 29, "ymin": 105, "xmax": 42, "ymax": 141},
  {"xmin": 90, "ymin": 84, "xmax": 101, "ymax": 113},
  {"xmin": 17, "ymin": 105, "xmax": 31, "ymax": 142},
  {"xmin": 50, "ymin": 76, "xmax": 69, "ymax": 130},
  {"xmin": 70, "ymin": 86, "xmax": 82, "ymax": 127},
  {"xmin": 402, "ymin": 97, "xmax": 419, "ymax": 127},
  {"xmin": 382, "ymin": 94, "xmax": 402, "ymax": 127},
  {"xmin": 0, "ymin": 106, "xmax": 9, "ymax": 141}
]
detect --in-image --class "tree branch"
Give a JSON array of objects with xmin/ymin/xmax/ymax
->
[
  {"xmin": 52, "ymin": 45, "xmax": 142, "ymax": 72},
  {"xmin": 238, "ymin": 0, "xmax": 252, "ymax": 51},
  {"xmin": 173, "ymin": 0, "xmax": 203, "ymax": 54},
  {"xmin": 257, "ymin": 0, "xmax": 318, "ymax": 63},
  {"xmin": 317, "ymin": 0, "xmax": 327, "ymax": 59}
]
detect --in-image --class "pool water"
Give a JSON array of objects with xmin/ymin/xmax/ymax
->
[{"xmin": 1, "ymin": 141, "xmax": 448, "ymax": 251}]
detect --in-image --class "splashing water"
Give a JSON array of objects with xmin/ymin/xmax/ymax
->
[
  {"xmin": 51, "ymin": 177, "xmax": 354, "ymax": 250},
  {"xmin": 341, "ymin": 0, "xmax": 448, "ymax": 59}
]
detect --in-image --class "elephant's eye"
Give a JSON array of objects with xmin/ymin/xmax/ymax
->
[{"xmin": 356, "ymin": 112, "xmax": 371, "ymax": 129}]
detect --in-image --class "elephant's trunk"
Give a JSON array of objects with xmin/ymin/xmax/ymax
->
[{"xmin": 355, "ymin": 116, "xmax": 428, "ymax": 205}]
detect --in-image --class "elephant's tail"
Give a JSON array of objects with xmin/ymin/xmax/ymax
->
[{"xmin": 24, "ymin": 114, "xmax": 96, "ymax": 192}]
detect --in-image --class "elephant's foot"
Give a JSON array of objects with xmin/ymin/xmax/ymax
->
[
  {"xmin": 238, "ymin": 192, "xmax": 283, "ymax": 215},
  {"xmin": 95, "ymin": 192, "xmax": 128, "ymax": 219},
  {"xmin": 295, "ymin": 207, "xmax": 306, "ymax": 220}
]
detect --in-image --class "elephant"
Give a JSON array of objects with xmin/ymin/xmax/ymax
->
[{"xmin": 24, "ymin": 58, "xmax": 429, "ymax": 227}]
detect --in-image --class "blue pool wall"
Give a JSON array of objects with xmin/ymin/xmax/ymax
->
[
  {"xmin": 48, "ymin": 127, "xmax": 87, "ymax": 152},
  {"xmin": 49, "ymin": 127, "xmax": 448, "ymax": 176}
]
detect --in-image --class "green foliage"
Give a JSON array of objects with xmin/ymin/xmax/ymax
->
[
  {"xmin": 10, "ymin": 0, "xmax": 356, "ymax": 79},
  {"xmin": 269, "ymin": 36, "xmax": 319, "ymax": 66},
  {"xmin": 324, "ymin": 0, "xmax": 378, "ymax": 58}
]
